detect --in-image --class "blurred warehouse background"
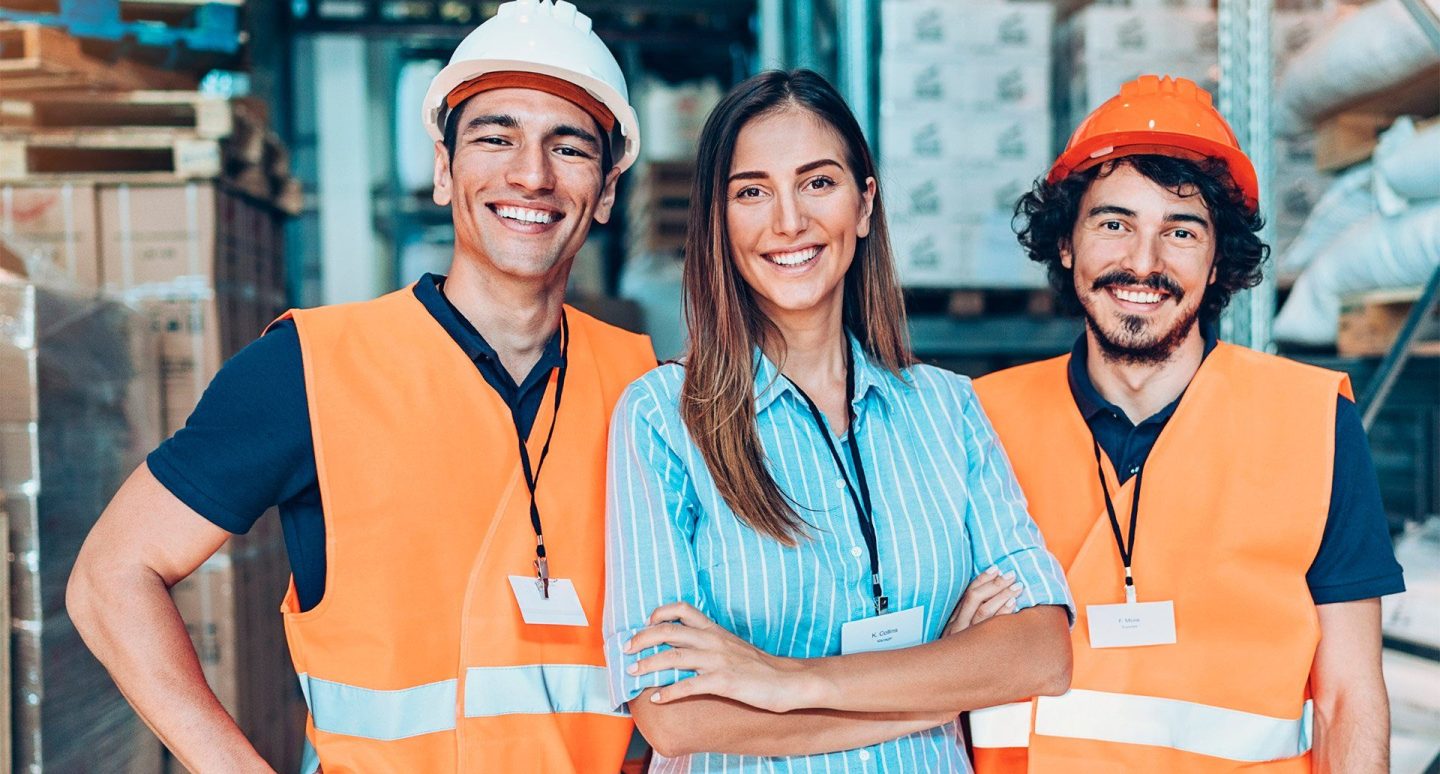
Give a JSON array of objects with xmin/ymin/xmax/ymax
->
[{"xmin": 0, "ymin": 0, "xmax": 1437, "ymax": 770}]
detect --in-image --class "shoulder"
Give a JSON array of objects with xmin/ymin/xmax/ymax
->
[
  {"xmin": 616, "ymin": 362, "xmax": 686, "ymax": 421},
  {"xmin": 899, "ymin": 363, "xmax": 976, "ymax": 405},
  {"xmin": 1217, "ymin": 343, "xmax": 1351, "ymax": 400}
]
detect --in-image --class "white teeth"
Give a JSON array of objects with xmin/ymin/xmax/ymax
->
[
  {"xmin": 1115, "ymin": 289, "xmax": 1164, "ymax": 304},
  {"xmin": 767, "ymin": 246, "xmax": 822, "ymax": 266},
  {"xmin": 495, "ymin": 205, "xmax": 557, "ymax": 224}
]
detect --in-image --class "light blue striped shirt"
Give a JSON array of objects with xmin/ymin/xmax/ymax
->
[{"xmin": 603, "ymin": 335, "xmax": 1073, "ymax": 773}]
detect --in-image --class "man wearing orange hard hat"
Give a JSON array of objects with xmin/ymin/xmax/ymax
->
[
  {"xmin": 68, "ymin": 2, "xmax": 654, "ymax": 771},
  {"xmin": 967, "ymin": 75, "xmax": 1404, "ymax": 772}
]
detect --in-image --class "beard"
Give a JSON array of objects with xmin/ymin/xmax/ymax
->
[{"xmin": 1079, "ymin": 269, "xmax": 1202, "ymax": 366}]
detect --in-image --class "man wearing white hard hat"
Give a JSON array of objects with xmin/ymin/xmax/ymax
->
[{"xmin": 67, "ymin": 2, "xmax": 655, "ymax": 771}]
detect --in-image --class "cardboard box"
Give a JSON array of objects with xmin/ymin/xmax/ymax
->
[
  {"xmin": 882, "ymin": 58, "xmax": 1050, "ymax": 113},
  {"xmin": 881, "ymin": 108, "xmax": 1052, "ymax": 165},
  {"xmin": 1066, "ymin": 7, "xmax": 1217, "ymax": 61},
  {"xmin": 0, "ymin": 182, "xmax": 101, "ymax": 289},
  {"xmin": 100, "ymin": 183, "xmax": 220, "ymax": 295},
  {"xmin": 891, "ymin": 217, "xmax": 965, "ymax": 287},
  {"xmin": 884, "ymin": 160, "xmax": 1040, "ymax": 222},
  {"xmin": 882, "ymin": 0, "xmax": 1052, "ymax": 59}
]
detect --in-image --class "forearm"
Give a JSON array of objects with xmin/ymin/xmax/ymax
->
[
  {"xmin": 797, "ymin": 605, "xmax": 1071, "ymax": 713},
  {"xmin": 632, "ymin": 690, "xmax": 951, "ymax": 758},
  {"xmin": 1313, "ymin": 687, "xmax": 1389, "ymax": 773},
  {"xmin": 68, "ymin": 561, "xmax": 271, "ymax": 773}
]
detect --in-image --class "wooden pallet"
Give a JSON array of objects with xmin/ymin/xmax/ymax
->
[
  {"xmin": 0, "ymin": 90, "xmax": 233, "ymax": 138},
  {"xmin": 0, "ymin": 22, "xmax": 194, "ymax": 93},
  {"xmin": 1338, "ymin": 287, "xmax": 1440, "ymax": 358},
  {"xmin": 1312, "ymin": 64, "xmax": 1440, "ymax": 172},
  {"xmin": 0, "ymin": 130, "xmax": 221, "ymax": 180}
]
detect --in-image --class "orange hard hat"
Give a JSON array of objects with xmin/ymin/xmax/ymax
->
[{"xmin": 1048, "ymin": 75, "xmax": 1259, "ymax": 213}]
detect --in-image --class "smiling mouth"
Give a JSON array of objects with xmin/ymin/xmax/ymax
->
[
  {"xmin": 764, "ymin": 245, "xmax": 822, "ymax": 267},
  {"xmin": 1110, "ymin": 287, "xmax": 1169, "ymax": 306},
  {"xmin": 488, "ymin": 203, "xmax": 563, "ymax": 226}
]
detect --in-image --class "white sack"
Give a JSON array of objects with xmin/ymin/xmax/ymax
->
[
  {"xmin": 1273, "ymin": 202, "xmax": 1440, "ymax": 344},
  {"xmin": 1275, "ymin": 0, "xmax": 1440, "ymax": 134},
  {"xmin": 1276, "ymin": 164, "xmax": 1378, "ymax": 278},
  {"xmin": 1375, "ymin": 116, "xmax": 1440, "ymax": 207}
]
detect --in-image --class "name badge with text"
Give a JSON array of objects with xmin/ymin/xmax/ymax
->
[
  {"xmin": 840, "ymin": 606, "xmax": 925, "ymax": 655},
  {"xmin": 508, "ymin": 576, "xmax": 589, "ymax": 627},
  {"xmin": 1087, "ymin": 600, "xmax": 1176, "ymax": 648}
]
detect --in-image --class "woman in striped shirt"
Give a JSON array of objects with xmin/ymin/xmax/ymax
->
[{"xmin": 603, "ymin": 69, "xmax": 1074, "ymax": 772}]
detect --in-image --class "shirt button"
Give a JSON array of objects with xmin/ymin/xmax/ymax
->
[
  {"xmin": 850, "ymin": 546, "xmax": 863, "ymax": 558},
  {"xmin": 858, "ymin": 749, "xmax": 872, "ymax": 762},
  {"xmin": 835, "ymin": 479, "xmax": 846, "ymax": 490}
]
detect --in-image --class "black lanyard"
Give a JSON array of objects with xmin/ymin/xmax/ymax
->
[
  {"xmin": 1092, "ymin": 438, "xmax": 1143, "ymax": 604},
  {"xmin": 790, "ymin": 344, "xmax": 888, "ymax": 616},
  {"xmin": 515, "ymin": 311, "xmax": 569, "ymax": 598}
]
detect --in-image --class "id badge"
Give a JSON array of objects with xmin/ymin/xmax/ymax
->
[
  {"xmin": 840, "ymin": 606, "xmax": 925, "ymax": 655},
  {"xmin": 1086, "ymin": 600, "xmax": 1176, "ymax": 648},
  {"xmin": 508, "ymin": 575, "xmax": 589, "ymax": 627}
]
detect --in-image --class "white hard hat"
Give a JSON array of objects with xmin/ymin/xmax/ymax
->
[{"xmin": 422, "ymin": 0, "xmax": 640, "ymax": 174}]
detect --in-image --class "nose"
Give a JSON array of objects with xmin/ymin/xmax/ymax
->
[
  {"xmin": 505, "ymin": 141, "xmax": 556, "ymax": 194},
  {"xmin": 771, "ymin": 187, "xmax": 808, "ymax": 238},
  {"xmin": 1121, "ymin": 231, "xmax": 1164, "ymax": 279}
]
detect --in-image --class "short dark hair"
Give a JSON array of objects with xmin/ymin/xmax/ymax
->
[
  {"xmin": 1013, "ymin": 154, "xmax": 1267, "ymax": 321},
  {"xmin": 441, "ymin": 94, "xmax": 614, "ymax": 175}
]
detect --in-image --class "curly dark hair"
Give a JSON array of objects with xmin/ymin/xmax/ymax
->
[{"xmin": 1013, "ymin": 154, "xmax": 1267, "ymax": 321}]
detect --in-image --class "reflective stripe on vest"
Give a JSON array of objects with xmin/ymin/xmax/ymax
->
[
  {"xmin": 970, "ymin": 702, "xmax": 1032, "ymax": 748},
  {"xmin": 463, "ymin": 665, "xmax": 625, "ymax": 718},
  {"xmin": 973, "ymin": 691, "xmax": 1314, "ymax": 763},
  {"xmin": 300, "ymin": 665, "xmax": 624, "ymax": 740}
]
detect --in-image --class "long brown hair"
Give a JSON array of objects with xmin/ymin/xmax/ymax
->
[{"xmin": 680, "ymin": 69, "xmax": 913, "ymax": 544}]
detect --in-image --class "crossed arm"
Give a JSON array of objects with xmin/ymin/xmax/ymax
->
[{"xmin": 622, "ymin": 588, "xmax": 1069, "ymax": 758}]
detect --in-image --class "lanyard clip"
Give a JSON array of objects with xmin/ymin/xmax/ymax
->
[
  {"xmin": 534, "ymin": 556, "xmax": 550, "ymax": 599},
  {"xmin": 1124, "ymin": 567, "xmax": 1136, "ymax": 604},
  {"xmin": 874, "ymin": 595, "xmax": 889, "ymax": 616}
]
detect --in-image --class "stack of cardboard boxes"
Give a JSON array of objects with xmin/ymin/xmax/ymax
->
[
  {"xmin": 1, "ymin": 179, "xmax": 304, "ymax": 772},
  {"xmin": 0, "ymin": 280, "xmax": 163, "ymax": 773},
  {"xmin": 880, "ymin": 0, "xmax": 1054, "ymax": 288}
]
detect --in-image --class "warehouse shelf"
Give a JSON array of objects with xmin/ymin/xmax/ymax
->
[{"xmin": 0, "ymin": 0, "xmax": 244, "ymax": 55}]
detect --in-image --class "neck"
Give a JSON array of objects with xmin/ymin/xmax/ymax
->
[
  {"xmin": 1085, "ymin": 325, "xmax": 1206, "ymax": 424},
  {"xmin": 766, "ymin": 298, "xmax": 849, "ymax": 432},
  {"xmin": 443, "ymin": 259, "xmax": 567, "ymax": 383}
]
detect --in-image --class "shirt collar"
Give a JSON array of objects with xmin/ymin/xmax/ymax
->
[
  {"xmin": 412, "ymin": 273, "xmax": 564, "ymax": 372},
  {"xmin": 752, "ymin": 331, "xmax": 901, "ymax": 416},
  {"xmin": 1067, "ymin": 318, "xmax": 1218, "ymax": 425}
]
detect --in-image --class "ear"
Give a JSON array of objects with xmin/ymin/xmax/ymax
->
[
  {"xmin": 432, "ymin": 140, "xmax": 453, "ymax": 207},
  {"xmin": 592, "ymin": 166, "xmax": 621, "ymax": 225},
  {"xmin": 1208, "ymin": 261, "xmax": 1219, "ymax": 286},
  {"xmin": 855, "ymin": 176, "xmax": 877, "ymax": 238},
  {"xmin": 1059, "ymin": 237, "xmax": 1074, "ymax": 270}
]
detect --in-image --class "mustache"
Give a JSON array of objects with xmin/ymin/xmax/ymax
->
[{"xmin": 1091, "ymin": 270, "xmax": 1184, "ymax": 298}]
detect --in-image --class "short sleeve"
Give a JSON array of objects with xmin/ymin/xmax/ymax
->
[
  {"xmin": 146, "ymin": 320, "xmax": 316, "ymax": 535},
  {"xmin": 601, "ymin": 374, "xmax": 704, "ymax": 710},
  {"xmin": 1307, "ymin": 395, "xmax": 1405, "ymax": 604},
  {"xmin": 954, "ymin": 376, "xmax": 1075, "ymax": 623}
]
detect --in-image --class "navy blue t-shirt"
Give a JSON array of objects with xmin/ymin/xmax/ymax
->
[
  {"xmin": 1066, "ymin": 324, "xmax": 1405, "ymax": 604},
  {"xmin": 147, "ymin": 274, "xmax": 565, "ymax": 611}
]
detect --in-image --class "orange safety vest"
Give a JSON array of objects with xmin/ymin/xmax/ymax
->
[
  {"xmin": 278, "ymin": 287, "xmax": 654, "ymax": 773},
  {"xmin": 970, "ymin": 342, "xmax": 1351, "ymax": 773}
]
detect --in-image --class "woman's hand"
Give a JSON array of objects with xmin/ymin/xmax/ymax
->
[
  {"xmin": 624, "ymin": 602, "xmax": 812, "ymax": 712},
  {"xmin": 944, "ymin": 567, "xmax": 1022, "ymax": 637}
]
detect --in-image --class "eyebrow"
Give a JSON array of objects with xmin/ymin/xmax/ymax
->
[
  {"xmin": 463, "ymin": 114, "xmax": 519, "ymax": 132},
  {"xmin": 551, "ymin": 123, "xmax": 599, "ymax": 149},
  {"xmin": 1086, "ymin": 205, "xmax": 1135, "ymax": 219},
  {"xmin": 729, "ymin": 157, "xmax": 844, "ymax": 183},
  {"xmin": 1165, "ymin": 212, "xmax": 1211, "ymax": 228}
]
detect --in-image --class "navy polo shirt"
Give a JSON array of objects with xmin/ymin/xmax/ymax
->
[
  {"xmin": 147, "ymin": 274, "xmax": 564, "ymax": 612},
  {"xmin": 1067, "ymin": 323, "xmax": 1405, "ymax": 604}
]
